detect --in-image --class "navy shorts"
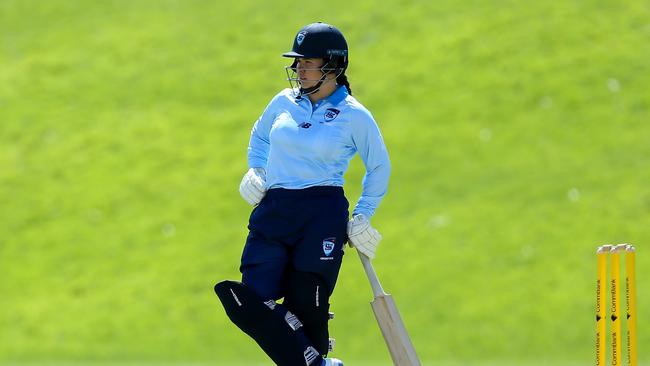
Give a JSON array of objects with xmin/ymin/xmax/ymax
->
[{"xmin": 240, "ymin": 186, "xmax": 349, "ymax": 301}]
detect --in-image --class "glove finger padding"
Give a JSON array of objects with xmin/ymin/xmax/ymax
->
[
  {"xmin": 347, "ymin": 215, "xmax": 369, "ymax": 236},
  {"xmin": 239, "ymin": 168, "xmax": 267, "ymax": 206},
  {"xmin": 354, "ymin": 230, "xmax": 380, "ymax": 259},
  {"xmin": 239, "ymin": 180, "xmax": 256, "ymax": 205},
  {"xmin": 243, "ymin": 177, "xmax": 264, "ymax": 196},
  {"xmin": 248, "ymin": 174, "xmax": 265, "ymax": 192},
  {"xmin": 241, "ymin": 185, "xmax": 261, "ymax": 205},
  {"xmin": 347, "ymin": 215, "xmax": 382, "ymax": 259}
]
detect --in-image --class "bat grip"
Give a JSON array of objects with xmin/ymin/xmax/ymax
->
[{"xmin": 358, "ymin": 251, "xmax": 386, "ymax": 297}]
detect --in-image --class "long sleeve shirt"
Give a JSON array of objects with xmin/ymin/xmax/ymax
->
[{"xmin": 247, "ymin": 86, "xmax": 390, "ymax": 218}]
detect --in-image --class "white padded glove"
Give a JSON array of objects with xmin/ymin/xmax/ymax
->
[
  {"xmin": 347, "ymin": 214, "xmax": 382, "ymax": 259},
  {"xmin": 239, "ymin": 168, "xmax": 266, "ymax": 206}
]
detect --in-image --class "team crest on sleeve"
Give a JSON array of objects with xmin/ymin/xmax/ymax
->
[
  {"xmin": 321, "ymin": 237, "xmax": 336, "ymax": 258},
  {"xmin": 296, "ymin": 32, "xmax": 307, "ymax": 45},
  {"xmin": 324, "ymin": 108, "xmax": 340, "ymax": 122}
]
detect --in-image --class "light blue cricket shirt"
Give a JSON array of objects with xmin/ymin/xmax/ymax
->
[{"xmin": 247, "ymin": 86, "xmax": 391, "ymax": 218}]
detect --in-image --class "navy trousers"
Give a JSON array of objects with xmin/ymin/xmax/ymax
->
[{"xmin": 240, "ymin": 186, "xmax": 349, "ymax": 301}]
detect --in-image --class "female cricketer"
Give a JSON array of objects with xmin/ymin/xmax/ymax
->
[{"xmin": 215, "ymin": 22, "xmax": 390, "ymax": 366}]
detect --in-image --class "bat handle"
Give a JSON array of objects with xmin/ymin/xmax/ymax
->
[{"xmin": 357, "ymin": 251, "xmax": 386, "ymax": 297}]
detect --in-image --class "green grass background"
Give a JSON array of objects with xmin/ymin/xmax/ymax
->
[{"xmin": 1, "ymin": 0, "xmax": 649, "ymax": 364}]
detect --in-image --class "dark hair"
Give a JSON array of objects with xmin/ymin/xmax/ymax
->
[
  {"xmin": 322, "ymin": 55, "xmax": 351, "ymax": 95},
  {"xmin": 336, "ymin": 74, "xmax": 352, "ymax": 95}
]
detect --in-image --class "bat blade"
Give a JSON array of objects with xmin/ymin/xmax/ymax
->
[
  {"xmin": 370, "ymin": 293, "xmax": 421, "ymax": 366},
  {"xmin": 358, "ymin": 252, "xmax": 421, "ymax": 366}
]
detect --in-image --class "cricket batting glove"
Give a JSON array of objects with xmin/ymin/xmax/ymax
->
[
  {"xmin": 347, "ymin": 214, "xmax": 382, "ymax": 259},
  {"xmin": 239, "ymin": 168, "xmax": 267, "ymax": 206}
]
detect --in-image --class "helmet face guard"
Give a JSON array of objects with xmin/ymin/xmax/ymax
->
[
  {"xmin": 282, "ymin": 22, "xmax": 348, "ymax": 97},
  {"xmin": 284, "ymin": 57, "xmax": 346, "ymax": 97}
]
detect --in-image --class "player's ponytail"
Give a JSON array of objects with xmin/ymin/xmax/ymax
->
[{"xmin": 336, "ymin": 74, "xmax": 352, "ymax": 95}]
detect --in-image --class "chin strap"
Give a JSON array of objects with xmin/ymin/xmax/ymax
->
[{"xmin": 298, "ymin": 73, "xmax": 329, "ymax": 97}]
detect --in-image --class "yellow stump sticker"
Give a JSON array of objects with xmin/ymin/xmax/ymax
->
[
  {"xmin": 596, "ymin": 246, "xmax": 609, "ymax": 366},
  {"xmin": 625, "ymin": 245, "xmax": 637, "ymax": 366},
  {"xmin": 610, "ymin": 245, "xmax": 622, "ymax": 366}
]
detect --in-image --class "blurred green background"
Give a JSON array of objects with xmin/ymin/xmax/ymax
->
[{"xmin": 1, "ymin": 0, "xmax": 649, "ymax": 365}]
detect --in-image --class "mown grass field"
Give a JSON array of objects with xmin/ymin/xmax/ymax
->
[{"xmin": 1, "ymin": 0, "xmax": 649, "ymax": 364}]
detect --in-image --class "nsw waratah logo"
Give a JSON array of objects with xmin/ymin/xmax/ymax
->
[
  {"xmin": 324, "ymin": 108, "xmax": 340, "ymax": 122},
  {"xmin": 322, "ymin": 238, "xmax": 336, "ymax": 256},
  {"xmin": 296, "ymin": 32, "xmax": 306, "ymax": 45}
]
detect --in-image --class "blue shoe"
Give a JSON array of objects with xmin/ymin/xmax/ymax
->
[{"xmin": 322, "ymin": 358, "xmax": 344, "ymax": 366}]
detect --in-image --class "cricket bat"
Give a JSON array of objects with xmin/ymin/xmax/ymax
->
[{"xmin": 358, "ymin": 252, "xmax": 421, "ymax": 366}]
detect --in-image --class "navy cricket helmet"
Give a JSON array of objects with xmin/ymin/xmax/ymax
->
[
  {"xmin": 282, "ymin": 22, "xmax": 348, "ymax": 61},
  {"xmin": 283, "ymin": 22, "xmax": 349, "ymax": 96}
]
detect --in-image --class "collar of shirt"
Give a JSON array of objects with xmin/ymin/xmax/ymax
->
[{"xmin": 297, "ymin": 85, "xmax": 349, "ymax": 111}]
